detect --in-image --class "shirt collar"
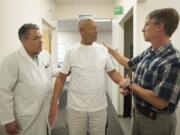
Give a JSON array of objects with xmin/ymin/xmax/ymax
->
[
  {"xmin": 147, "ymin": 42, "xmax": 172, "ymax": 56},
  {"xmin": 33, "ymin": 55, "xmax": 39, "ymax": 65},
  {"xmin": 19, "ymin": 46, "xmax": 39, "ymax": 65},
  {"xmin": 19, "ymin": 46, "xmax": 31, "ymax": 59}
]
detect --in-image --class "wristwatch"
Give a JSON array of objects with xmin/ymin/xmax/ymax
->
[
  {"xmin": 126, "ymin": 80, "xmax": 133, "ymax": 89},
  {"xmin": 120, "ymin": 80, "xmax": 133, "ymax": 89}
]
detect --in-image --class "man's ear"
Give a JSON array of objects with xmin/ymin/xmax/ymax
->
[
  {"xmin": 21, "ymin": 38, "xmax": 26, "ymax": 44},
  {"xmin": 21, "ymin": 37, "xmax": 28, "ymax": 46},
  {"xmin": 79, "ymin": 27, "xmax": 84, "ymax": 32},
  {"xmin": 157, "ymin": 23, "xmax": 164, "ymax": 32},
  {"xmin": 79, "ymin": 28, "xmax": 85, "ymax": 36}
]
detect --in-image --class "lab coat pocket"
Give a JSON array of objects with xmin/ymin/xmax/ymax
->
[{"xmin": 15, "ymin": 98, "xmax": 40, "ymax": 116}]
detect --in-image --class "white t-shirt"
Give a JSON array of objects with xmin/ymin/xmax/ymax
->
[{"xmin": 61, "ymin": 42, "xmax": 115, "ymax": 112}]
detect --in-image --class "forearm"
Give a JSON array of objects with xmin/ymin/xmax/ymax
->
[
  {"xmin": 109, "ymin": 48, "xmax": 129, "ymax": 69},
  {"xmin": 112, "ymin": 71, "xmax": 123, "ymax": 84},
  {"xmin": 107, "ymin": 69, "xmax": 124, "ymax": 84},
  {"xmin": 50, "ymin": 73, "xmax": 67, "ymax": 105},
  {"xmin": 129, "ymin": 83, "xmax": 168, "ymax": 109},
  {"xmin": 0, "ymin": 90, "xmax": 15, "ymax": 125}
]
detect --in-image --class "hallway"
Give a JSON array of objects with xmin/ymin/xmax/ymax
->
[{"xmin": 0, "ymin": 1, "xmax": 180, "ymax": 135}]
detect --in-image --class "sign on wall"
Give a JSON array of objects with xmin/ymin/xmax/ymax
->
[{"xmin": 114, "ymin": 6, "xmax": 123, "ymax": 15}]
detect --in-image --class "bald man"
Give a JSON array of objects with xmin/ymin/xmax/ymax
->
[{"xmin": 48, "ymin": 18, "xmax": 128, "ymax": 135}]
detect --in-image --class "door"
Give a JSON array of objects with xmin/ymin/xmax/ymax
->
[{"xmin": 123, "ymin": 16, "xmax": 133, "ymax": 117}]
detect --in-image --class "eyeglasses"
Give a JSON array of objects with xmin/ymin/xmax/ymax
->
[
  {"xmin": 25, "ymin": 36, "xmax": 42, "ymax": 42},
  {"xmin": 144, "ymin": 22, "xmax": 159, "ymax": 27}
]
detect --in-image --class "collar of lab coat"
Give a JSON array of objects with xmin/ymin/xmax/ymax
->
[{"xmin": 19, "ymin": 46, "xmax": 39, "ymax": 67}]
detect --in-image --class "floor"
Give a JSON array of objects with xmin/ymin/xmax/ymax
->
[{"xmin": 118, "ymin": 117, "xmax": 132, "ymax": 135}]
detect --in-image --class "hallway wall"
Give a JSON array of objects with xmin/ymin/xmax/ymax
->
[
  {"xmin": 0, "ymin": 0, "xmax": 55, "ymax": 62},
  {"xmin": 54, "ymin": 3, "xmax": 114, "ymax": 19}
]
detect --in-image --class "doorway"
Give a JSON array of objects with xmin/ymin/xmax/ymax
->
[
  {"xmin": 123, "ymin": 16, "xmax": 133, "ymax": 117},
  {"xmin": 42, "ymin": 18, "xmax": 55, "ymax": 54}
]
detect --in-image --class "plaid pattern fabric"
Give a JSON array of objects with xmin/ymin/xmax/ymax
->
[{"xmin": 128, "ymin": 43, "xmax": 180, "ymax": 113}]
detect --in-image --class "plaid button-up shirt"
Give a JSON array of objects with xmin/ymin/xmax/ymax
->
[{"xmin": 128, "ymin": 43, "xmax": 180, "ymax": 113}]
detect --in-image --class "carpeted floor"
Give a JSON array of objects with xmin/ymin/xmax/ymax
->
[{"xmin": 52, "ymin": 87, "xmax": 125, "ymax": 135}]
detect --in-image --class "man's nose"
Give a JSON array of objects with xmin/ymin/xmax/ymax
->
[{"xmin": 142, "ymin": 27, "xmax": 145, "ymax": 33}]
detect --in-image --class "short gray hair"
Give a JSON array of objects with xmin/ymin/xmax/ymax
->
[
  {"xmin": 147, "ymin": 8, "xmax": 179, "ymax": 37},
  {"xmin": 18, "ymin": 23, "xmax": 39, "ymax": 41}
]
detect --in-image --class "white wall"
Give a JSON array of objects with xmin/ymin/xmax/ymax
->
[
  {"xmin": 0, "ymin": 0, "xmax": 55, "ymax": 62},
  {"xmin": 109, "ymin": 19, "xmax": 125, "ymax": 114},
  {"xmin": 54, "ymin": 3, "xmax": 114, "ymax": 19},
  {"xmin": 110, "ymin": 0, "xmax": 137, "ymax": 115}
]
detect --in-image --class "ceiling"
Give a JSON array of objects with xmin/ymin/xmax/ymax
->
[
  {"xmin": 54, "ymin": 0, "xmax": 113, "ymax": 32},
  {"xmin": 57, "ymin": 19, "xmax": 112, "ymax": 32},
  {"xmin": 54, "ymin": 0, "xmax": 115, "ymax": 4}
]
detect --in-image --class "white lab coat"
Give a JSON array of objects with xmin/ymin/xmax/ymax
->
[{"xmin": 0, "ymin": 47, "xmax": 60, "ymax": 135}]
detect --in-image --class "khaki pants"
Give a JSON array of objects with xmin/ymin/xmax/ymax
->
[
  {"xmin": 67, "ymin": 107, "xmax": 107, "ymax": 135},
  {"xmin": 132, "ymin": 109, "xmax": 177, "ymax": 135}
]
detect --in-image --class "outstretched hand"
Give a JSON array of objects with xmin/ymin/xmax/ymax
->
[{"xmin": 102, "ymin": 43, "xmax": 112, "ymax": 52}]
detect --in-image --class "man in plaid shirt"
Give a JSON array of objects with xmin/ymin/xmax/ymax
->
[{"xmin": 105, "ymin": 8, "xmax": 180, "ymax": 135}]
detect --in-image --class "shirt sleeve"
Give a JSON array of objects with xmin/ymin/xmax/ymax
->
[
  {"xmin": 154, "ymin": 63, "xmax": 180, "ymax": 104},
  {"xmin": 128, "ymin": 51, "xmax": 148, "ymax": 71},
  {"xmin": 99, "ymin": 46, "xmax": 115, "ymax": 72},
  {"xmin": 105, "ymin": 54, "xmax": 115, "ymax": 72},
  {"xmin": 0, "ymin": 56, "xmax": 18, "ymax": 125},
  {"xmin": 60, "ymin": 49, "xmax": 71, "ymax": 74}
]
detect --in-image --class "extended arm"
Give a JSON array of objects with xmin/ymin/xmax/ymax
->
[
  {"xmin": 48, "ymin": 72, "xmax": 68, "ymax": 126},
  {"xmin": 107, "ymin": 69, "xmax": 131, "ymax": 95},
  {"xmin": 107, "ymin": 69, "xmax": 123, "ymax": 84},
  {"xmin": 105, "ymin": 44, "xmax": 168, "ymax": 109},
  {"xmin": 104, "ymin": 44, "xmax": 130, "ymax": 69}
]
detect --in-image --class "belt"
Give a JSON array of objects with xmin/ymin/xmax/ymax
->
[{"xmin": 136, "ymin": 105, "xmax": 157, "ymax": 120}]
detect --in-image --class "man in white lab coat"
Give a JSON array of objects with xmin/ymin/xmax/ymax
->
[{"xmin": 0, "ymin": 23, "xmax": 59, "ymax": 135}]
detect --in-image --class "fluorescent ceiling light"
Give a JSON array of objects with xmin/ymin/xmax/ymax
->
[
  {"xmin": 94, "ymin": 19, "xmax": 112, "ymax": 22},
  {"xmin": 78, "ymin": 15, "xmax": 111, "ymax": 22}
]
